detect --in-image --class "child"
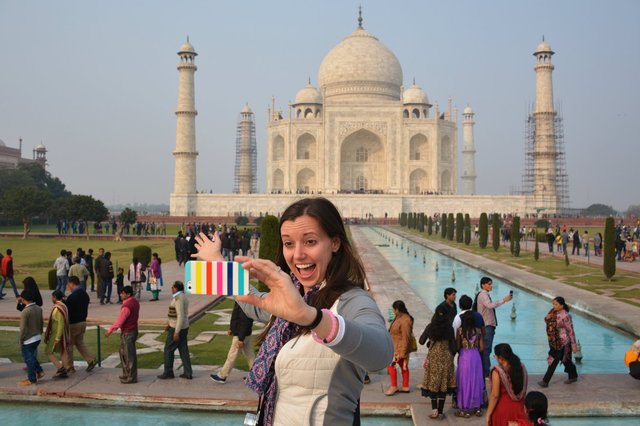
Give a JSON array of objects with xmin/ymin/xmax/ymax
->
[
  {"xmin": 115, "ymin": 268, "xmax": 124, "ymax": 304},
  {"xmin": 509, "ymin": 391, "xmax": 549, "ymax": 426}
]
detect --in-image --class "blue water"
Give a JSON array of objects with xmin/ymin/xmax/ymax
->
[
  {"xmin": 361, "ymin": 227, "xmax": 634, "ymax": 374},
  {"xmin": 0, "ymin": 401, "xmax": 412, "ymax": 425}
]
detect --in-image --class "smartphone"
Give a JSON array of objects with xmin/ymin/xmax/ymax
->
[{"xmin": 185, "ymin": 260, "xmax": 249, "ymax": 296}]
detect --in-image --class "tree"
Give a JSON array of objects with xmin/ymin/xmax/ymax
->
[
  {"xmin": 455, "ymin": 213, "xmax": 464, "ymax": 243},
  {"xmin": 400, "ymin": 212, "xmax": 408, "ymax": 227},
  {"xmin": 258, "ymin": 215, "xmax": 279, "ymax": 292},
  {"xmin": 441, "ymin": 213, "xmax": 447, "ymax": 238},
  {"xmin": 1, "ymin": 186, "xmax": 51, "ymax": 238},
  {"xmin": 511, "ymin": 216, "xmax": 521, "ymax": 256},
  {"xmin": 59, "ymin": 195, "xmax": 109, "ymax": 238},
  {"xmin": 626, "ymin": 204, "xmax": 640, "ymax": 218},
  {"xmin": 464, "ymin": 214, "xmax": 471, "ymax": 245},
  {"xmin": 492, "ymin": 214, "xmax": 501, "ymax": 251},
  {"xmin": 427, "ymin": 216, "xmax": 433, "ymax": 235},
  {"xmin": 564, "ymin": 250, "xmax": 570, "ymax": 267},
  {"xmin": 447, "ymin": 213, "xmax": 454, "ymax": 241},
  {"xmin": 582, "ymin": 203, "xmax": 617, "ymax": 217},
  {"xmin": 534, "ymin": 238, "xmax": 540, "ymax": 261},
  {"xmin": 479, "ymin": 213, "xmax": 488, "ymax": 248},
  {"xmin": 603, "ymin": 217, "xmax": 616, "ymax": 280},
  {"xmin": 116, "ymin": 207, "xmax": 137, "ymax": 241}
]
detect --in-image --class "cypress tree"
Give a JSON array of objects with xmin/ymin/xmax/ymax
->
[
  {"xmin": 564, "ymin": 249, "xmax": 570, "ymax": 267},
  {"xmin": 441, "ymin": 213, "xmax": 447, "ymax": 238},
  {"xmin": 447, "ymin": 213, "xmax": 455, "ymax": 241},
  {"xmin": 419, "ymin": 213, "xmax": 425, "ymax": 232},
  {"xmin": 408, "ymin": 213, "xmax": 413, "ymax": 229},
  {"xmin": 479, "ymin": 213, "xmax": 488, "ymax": 248},
  {"xmin": 464, "ymin": 214, "xmax": 471, "ymax": 245},
  {"xmin": 456, "ymin": 213, "xmax": 464, "ymax": 243},
  {"xmin": 258, "ymin": 215, "xmax": 279, "ymax": 292},
  {"xmin": 534, "ymin": 238, "xmax": 540, "ymax": 261},
  {"xmin": 400, "ymin": 212, "xmax": 407, "ymax": 227},
  {"xmin": 603, "ymin": 217, "xmax": 616, "ymax": 280},
  {"xmin": 511, "ymin": 216, "xmax": 521, "ymax": 256},
  {"xmin": 492, "ymin": 214, "xmax": 500, "ymax": 251},
  {"xmin": 427, "ymin": 216, "xmax": 433, "ymax": 235}
]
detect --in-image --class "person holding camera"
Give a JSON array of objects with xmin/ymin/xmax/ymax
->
[{"xmin": 475, "ymin": 277, "xmax": 512, "ymax": 378}]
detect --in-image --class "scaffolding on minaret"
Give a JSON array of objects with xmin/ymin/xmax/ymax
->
[
  {"xmin": 233, "ymin": 105, "xmax": 257, "ymax": 194},
  {"xmin": 521, "ymin": 105, "xmax": 570, "ymax": 214}
]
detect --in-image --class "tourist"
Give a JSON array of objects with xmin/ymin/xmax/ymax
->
[
  {"xmin": 68, "ymin": 256, "xmax": 89, "ymax": 291},
  {"xmin": 44, "ymin": 290, "xmax": 71, "ymax": 379},
  {"xmin": 519, "ymin": 391, "xmax": 549, "ymax": 426},
  {"xmin": 582, "ymin": 230, "xmax": 590, "ymax": 257},
  {"xmin": 115, "ymin": 267, "xmax": 125, "ymax": 303},
  {"xmin": 561, "ymin": 229, "xmax": 569, "ymax": 254},
  {"xmin": 455, "ymin": 311, "xmax": 484, "ymax": 418},
  {"xmin": 419, "ymin": 306, "xmax": 457, "ymax": 420},
  {"xmin": 452, "ymin": 295, "xmax": 484, "ymax": 336},
  {"xmin": 594, "ymin": 232, "xmax": 603, "ymax": 256},
  {"xmin": 1, "ymin": 248, "xmax": 19, "ymax": 299},
  {"xmin": 385, "ymin": 300, "xmax": 414, "ymax": 395},
  {"xmin": 211, "ymin": 301, "xmax": 255, "ymax": 384},
  {"xmin": 127, "ymin": 256, "xmax": 143, "ymax": 299},
  {"xmin": 84, "ymin": 248, "xmax": 95, "ymax": 292},
  {"xmin": 93, "ymin": 248, "xmax": 105, "ymax": 293},
  {"xmin": 191, "ymin": 197, "xmax": 393, "ymax": 424},
  {"xmin": 64, "ymin": 276, "xmax": 98, "ymax": 373},
  {"xmin": 538, "ymin": 296, "xmax": 578, "ymax": 387},
  {"xmin": 158, "ymin": 281, "xmax": 192, "ymax": 380},
  {"xmin": 148, "ymin": 252, "xmax": 162, "ymax": 301},
  {"xmin": 18, "ymin": 289, "xmax": 44, "ymax": 386},
  {"xmin": 436, "ymin": 287, "xmax": 457, "ymax": 325},
  {"xmin": 100, "ymin": 252, "xmax": 114, "ymax": 304},
  {"xmin": 571, "ymin": 228, "xmax": 581, "ymax": 255},
  {"xmin": 485, "ymin": 343, "xmax": 528, "ymax": 425},
  {"xmin": 104, "ymin": 285, "xmax": 139, "ymax": 384},
  {"xmin": 546, "ymin": 228, "xmax": 555, "ymax": 253},
  {"xmin": 475, "ymin": 276, "xmax": 512, "ymax": 378},
  {"xmin": 16, "ymin": 277, "xmax": 43, "ymax": 311}
]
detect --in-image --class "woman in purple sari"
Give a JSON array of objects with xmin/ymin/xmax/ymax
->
[{"xmin": 455, "ymin": 310, "xmax": 484, "ymax": 418}]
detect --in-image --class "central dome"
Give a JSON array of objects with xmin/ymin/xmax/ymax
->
[{"xmin": 318, "ymin": 27, "xmax": 403, "ymax": 100}]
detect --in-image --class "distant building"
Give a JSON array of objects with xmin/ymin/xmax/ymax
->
[{"xmin": 0, "ymin": 137, "xmax": 47, "ymax": 169}]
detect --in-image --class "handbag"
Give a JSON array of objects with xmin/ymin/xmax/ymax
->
[
  {"xmin": 149, "ymin": 275, "xmax": 157, "ymax": 285},
  {"xmin": 409, "ymin": 334, "xmax": 418, "ymax": 353}
]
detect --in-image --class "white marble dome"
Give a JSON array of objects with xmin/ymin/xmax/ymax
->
[
  {"xmin": 179, "ymin": 41, "xmax": 196, "ymax": 54},
  {"xmin": 35, "ymin": 143, "xmax": 46, "ymax": 150},
  {"xmin": 318, "ymin": 27, "xmax": 403, "ymax": 99},
  {"xmin": 241, "ymin": 103, "xmax": 252, "ymax": 113},
  {"xmin": 294, "ymin": 83, "xmax": 322, "ymax": 104},
  {"xmin": 535, "ymin": 40, "xmax": 553, "ymax": 54},
  {"xmin": 464, "ymin": 106, "xmax": 474, "ymax": 114},
  {"xmin": 403, "ymin": 84, "xmax": 428, "ymax": 105}
]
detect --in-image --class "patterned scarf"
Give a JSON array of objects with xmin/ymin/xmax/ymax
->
[
  {"xmin": 245, "ymin": 275, "xmax": 319, "ymax": 426},
  {"xmin": 544, "ymin": 309, "xmax": 563, "ymax": 351},
  {"xmin": 44, "ymin": 301, "xmax": 71, "ymax": 355}
]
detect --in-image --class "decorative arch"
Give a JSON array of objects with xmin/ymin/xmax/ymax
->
[
  {"xmin": 409, "ymin": 169, "xmax": 428, "ymax": 194},
  {"xmin": 441, "ymin": 169, "xmax": 452, "ymax": 193},
  {"xmin": 340, "ymin": 128, "xmax": 385, "ymax": 192},
  {"xmin": 273, "ymin": 135, "xmax": 284, "ymax": 161},
  {"xmin": 403, "ymin": 109, "xmax": 409, "ymax": 118},
  {"xmin": 440, "ymin": 135, "xmax": 451, "ymax": 161},
  {"xmin": 412, "ymin": 108, "xmax": 420, "ymax": 119},
  {"xmin": 409, "ymin": 133, "xmax": 428, "ymax": 161},
  {"xmin": 304, "ymin": 108, "xmax": 313, "ymax": 118},
  {"xmin": 272, "ymin": 169, "xmax": 284, "ymax": 192},
  {"xmin": 296, "ymin": 168, "xmax": 316, "ymax": 193},
  {"xmin": 296, "ymin": 133, "xmax": 316, "ymax": 160}
]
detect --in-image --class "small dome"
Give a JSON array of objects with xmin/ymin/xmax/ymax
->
[
  {"xmin": 35, "ymin": 143, "xmax": 46, "ymax": 150},
  {"xmin": 318, "ymin": 27, "xmax": 403, "ymax": 99},
  {"xmin": 178, "ymin": 40, "xmax": 197, "ymax": 55},
  {"xmin": 403, "ymin": 84, "xmax": 428, "ymax": 105},
  {"xmin": 463, "ymin": 106, "xmax": 474, "ymax": 115},
  {"xmin": 535, "ymin": 40, "xmax": 553, "ymax": 55},
  {"xmin": 241, "ymin": 103, "xmax": 252, "ymax": 113},
  {"xmin": 294, "ymin": 83, "xmax": 322, "ymax": 105}
]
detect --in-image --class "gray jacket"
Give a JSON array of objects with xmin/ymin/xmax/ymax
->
[{"xmin": 20, "ymin": 303, "xmax": 43, "ymax": 344}]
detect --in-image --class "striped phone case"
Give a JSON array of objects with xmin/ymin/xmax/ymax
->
[{"xmin": 184, "ymin": 261, "xmax": 249, "ymax": 296}]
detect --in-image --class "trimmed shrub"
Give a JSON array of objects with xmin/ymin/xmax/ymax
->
[
  {"xmin": 511, "ymin": 216, "xmax": 521, "ymax": 257},
  {"xmin": 48, "ymin": 269, "xmax": 57, "ymax": 290},
  {"xmin": 479, "ymin": 213, "xmax": 488, "ymax": 248},
  {"xmin": 427, "ymin": 216, "xmax": 433, "ymax": 235},
  {"xmin": 534, "ymin": 238, "xmax": 540, "ymax": 261},
  {"xmin": 400, "ymin": 212, "xmax": 408, "ymax": 227},
  {"xmin": 455, "ymin": 213, "xmax": 464, "ymax": 243},
  {"xmin": 258, "ymin": 215, "xmax": 279, "ymax": 292},
  {"xmin": 235, "ymin": 216, "xmax": 249, "ymax": 226},
  {"xmin": 535, "ymin": 219, "xmax": 551, "ymax": 230},
  {"xmin": 447, "ymin": 213, "xmax": 454, "ymax": 241},
  {"xmin": 564, "ymin": 250, "xmax": 570, "ymax": 267},
  {"xmin": 441, "ymin": 213, "xmax": 447, "ymax": 238},
  {"xmin": 603, "ymin": 217, "xmax": 616, "ymax": 280},
  {"xmin": 132, "ymin": 245, "xmax": 152, "ymax": 268},
  {"xmin": 492, "ymin": 214, "xmax": 500, "ymax": 251},
  {"xmin": 464, "ymin": 214, "xmax": 471, "ymax": 245}
]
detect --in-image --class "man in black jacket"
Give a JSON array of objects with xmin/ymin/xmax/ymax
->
[
  {"xmin": 64, "ymin": 276, "xmax": 97, "ymax": 373},
  {"xmin": 210, "ymin": 302, "xmax": 254, "ymax": 384}
]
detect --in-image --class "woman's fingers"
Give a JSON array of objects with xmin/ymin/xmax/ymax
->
[{"xmin": 236, "ymin": 294, "xmax": 264, "ymax": 307}]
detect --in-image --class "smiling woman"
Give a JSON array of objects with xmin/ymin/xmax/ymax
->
[{"xmin": 192, "ymin": 197, "xmax": 393, "ymax": 425}]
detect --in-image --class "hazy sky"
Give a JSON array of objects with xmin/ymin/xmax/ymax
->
[{"xmin": 1, "ymin": 0, "xmax": 638, "ymax": 211}]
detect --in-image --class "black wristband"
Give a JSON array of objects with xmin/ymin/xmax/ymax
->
[{"xmin": 300, "ymin": 307, "xmax": 323, "ymax": 329}]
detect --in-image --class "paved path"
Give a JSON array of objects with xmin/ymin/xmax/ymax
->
[{"xmin": 0, "ymin": 228, "xmax": 639, "ymax": 425}]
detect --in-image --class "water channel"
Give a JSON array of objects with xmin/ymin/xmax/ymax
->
[{"xmin": 361, "ymin": 226, "xmax": 633, "ymax": 374}]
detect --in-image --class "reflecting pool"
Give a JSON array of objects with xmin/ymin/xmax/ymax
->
[{"xmin": 361, "ymin": 227, "xmax": 633, "ymax": 374}]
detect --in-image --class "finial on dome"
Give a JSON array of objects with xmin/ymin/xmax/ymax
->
[
  {"xmin": 412, "ymin": 77, "xmax": 415, "ymax": 85},
  {"xmin": 308, "ymin": 76, "xmax": 311, "ymax": 85},
  {"xmin": 542, "ymin": 34, "xmax": 545, "ymax": 42},
  {"xmin": 187, "ymin": 35, "xmax": 190, "ymax": 43},
  {"xmin": 358, "ymin": 5, "xmax": 363, "ymax": 28}
]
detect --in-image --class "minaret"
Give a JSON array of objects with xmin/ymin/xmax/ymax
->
[
  {"xmin": 532, "ymin": 39, "xmax": 558, "ymax": 211},
  {"xmin": 172, "ymin": 38, "xmax": 198, "ymax": 196},
  {"xmin": 234, "ymin": 103, "xmax": 257, "ymax": 194},
  {"xmin": 461, "ymin": 106, "xmax": 476, "ymax": 195}
]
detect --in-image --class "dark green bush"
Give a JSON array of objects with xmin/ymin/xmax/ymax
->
[
  {"xmin": 479, "ymin": 213, "xmax": 488, "ymax": 248},
  {"xmin": 464, "ymin": 214, "xmax": 471, "ymax": 245},
  {"xmin": 603, "ymin": 217, "xmax": 616, "ymax": 280},
  {"xmin": 456, "ymin": 213, "xmax": 464, "ymax": 243},
  {"xmin": 492, "ymin": 214, "xmax": 500, "ymax": 251},
  {"xmin": 235, "ymin": 216, "xmax": 249, "ymax": 226},
  {"xmin": 400, "ymin": 212, "xmax": 408, "ymax": 227},
  {"xmin": 511, "ymin": 216, "xmax": 520, "ymax": 257},
  {"xmin": 48, "ymin": 269, "xmax": 57, "ymax": 290},
  {"xmin": 441, "ymin": 213, "xmax": 447, "ymax": 238},
  {"xmin": 132, "ymin": 245, "xmax": 152, "ymax": 267},
  {"xmin": 257, "ymin": 215, "xmax": 279, "ymax": 292},
  {"xmin": 427, "ymin": 216, "xmax": 433, "ymax": 235},
  {"xmin": 447, "ymin": 213, "xmax": 454, "ymax": 241}
]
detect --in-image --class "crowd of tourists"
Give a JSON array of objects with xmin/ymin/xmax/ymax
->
[{"xmin": 174, "ymin": 225, "xmax": 259, "ymax": 266}]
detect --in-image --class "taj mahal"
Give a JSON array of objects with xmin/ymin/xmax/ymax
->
[{"xmin": 170, "ymin": 15, "xmax": 564, "ymax": 219}]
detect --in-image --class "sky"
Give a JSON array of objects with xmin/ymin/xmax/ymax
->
[{"xmin": 1, "ymin": 0, "xmax": 638, "ymax": 211}]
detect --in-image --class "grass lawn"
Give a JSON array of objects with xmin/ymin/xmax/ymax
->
[{"xmin": 0, "ymin": 298, "xmax": 260, "ymax": 371}]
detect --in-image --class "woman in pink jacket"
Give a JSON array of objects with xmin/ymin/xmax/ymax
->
[{"xmin": 538, "ymin": 296, "xmax": 578, "ymax": 387}]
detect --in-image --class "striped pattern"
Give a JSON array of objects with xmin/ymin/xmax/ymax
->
[{"xmin": 184, "ymin": 261, "xmax": 249, "ymax": 295}]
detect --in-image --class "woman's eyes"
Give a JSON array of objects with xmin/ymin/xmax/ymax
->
[{"xmin": 283, "ymin": 239, "xmax": 317, "ymax": 248}]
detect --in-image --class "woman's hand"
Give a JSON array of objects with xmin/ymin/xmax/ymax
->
[
  {"xmin": 191, "ymin": 232, "xmax": 224, "ymax": 262},
  {"xmin": 235, "ymin": 256, "xmax": 316, "ymax": 326}
]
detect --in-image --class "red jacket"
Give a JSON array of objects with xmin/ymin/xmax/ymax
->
[
  {"xmin": 1, "ymin": 255, "xmax": 13, "ymax": 278},
  {"xmin": 108, "ymin": 296, "xmax": 139, "ymax": 334}
]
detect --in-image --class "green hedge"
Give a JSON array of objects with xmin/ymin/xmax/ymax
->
[{"xmin": 479, "ymin": 213, "xmax": 488, "ymax": 248}]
